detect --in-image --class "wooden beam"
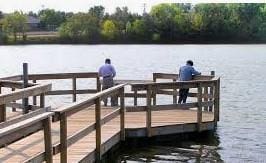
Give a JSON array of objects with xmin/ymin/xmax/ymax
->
[
  {"xmin": 209, "ymin": 71, "xmax": 215, "ymax": 111},
  {"xmin": 173, "ymin": 79, "xmax": 177, "ymax": 104},
  {"xmin": 60, "ymin": 112, "xmax": 67, "ymax": 163},
  {"xmin": 100, "ymin": 108, "xmax": 120, "ymax": 126},
  {"xmin": 197, "ymin": 84, "xmax": 203, "ymax": 132},
  {"xmin": 43, "ymin": 117, "xmax": 53, "ymax": 163},
  {"xmin": 120, "ymin": 87, "xmax": 125, "ymax": 141},
  {"xmin": 133, "ymin": 90, "xmax": 137, "ymax": 106},
  {"xmin": 146, "ymin": 85, "xmax": 152, "ymax": 137},
  {"xmin": 46, "ymin": 89, "xmax": 98, "ymax": 95},
  {"xmin": 95, "ymin": 98, "xmax": 101, "ymax": 163},
  {"xmin": 0, "ymin": 83, "xmax": 52, "ymax": 105},
  {"xmin": 72, "ymin": 77, "xmax": 77, "ymax": 102},
  {"xmin": 22, "ymin": 63, "xmax": 29, "ymax": 114},
  {"xmin": 28, "ymin": 72, "xmax": 98, "ymax": 80},
  {"xmin": 0, "ymin": 104, "xmax": 6, "ymax": 122}
]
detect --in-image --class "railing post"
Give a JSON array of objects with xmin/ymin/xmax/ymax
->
[
  {"xmin": 214, "ymin": 78, "xmax": 220, "ymax": 125},
  {"xmin": 197, "ymin": 83, "xmax": 203, "ymax": 132},
  {"xmin": 43, "ymin": 117, "xmax": 53, "ymax": 163},
  {"xmin": 40, "ymin": 93, "xmax": 45, "ymax": 108},
  {"xmin": 120, "ymin": 87, "xmax": 125, "ymax": 141},
  {"xmin": 22, "ymin": 63, "xmax": 29, "ymax": 114},
  {"xmin": 33, "ymin": 80, "xmax": 37, "ymax": 106},
  {"xmin": 173, "ymin": 79, "xmax": 177, "ymax": 104},
  {"xmin": 0, "ymin": 104, "xmax": 6, "ymax": 122},
  {"xmin": 209, "ymin": 71, "xmax": 215, "ymax": 111},
  {"xmin": 60, "ymin": 112, "xmax": 68, "ymax": 163},
  {"xmin": 11, "ymin": 88, "xmax": 16, "ymax": 111},
  {"xmin": 96, "ymin": 76, "xmax": 101, "ymax": 92},
  {"xmin": 95, "ymin": 97, "xmax": 101, "ymax": 163},
  {"xmin": 152, "ymin": 76, "xmax": 157, "ymax": 105},
  {"xmin": 146, "ymin": 85, "xmax": 152, "ymax": 137},
  {"xmin": 72, "ymin": 77, "xmax": 77, "ymax": 102},
  {"xmin": 203, "ymin": 86, "xmax": 208, "ymax": 111},
  {"xmin": 0, "ymin": 87, "xmax": 5, "ymax": 122},
  {"xmin": 133, "ymin": 90, "xmax": 138, "ymax": 106}
]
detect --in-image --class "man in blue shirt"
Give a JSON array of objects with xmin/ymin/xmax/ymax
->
[
  {"xmin": 98, "ymin": 58, "xmax": 117, "ymax": 106},
  {"xmin": 178, "ymin": 60, "xmax": 201, "ymax": 104}
]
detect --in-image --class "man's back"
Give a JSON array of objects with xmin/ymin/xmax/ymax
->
[
  {"xmin": 179, "ymin": 65, "xmax": 200, "ymax": 81},
  {"xmin": 99, "ymin": 64, "xmax": 116, "ymax": 77}
]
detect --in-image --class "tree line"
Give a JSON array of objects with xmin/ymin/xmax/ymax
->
[{"xmin": 0, "ymin": 3, "xmax": 266, "ymax": 44}]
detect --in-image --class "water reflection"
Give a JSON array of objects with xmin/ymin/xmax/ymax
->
[{"xmin": 115, "ymin": 131, "xmax": 223, "ymax": 162}]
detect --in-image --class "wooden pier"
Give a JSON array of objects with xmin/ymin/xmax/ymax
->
[{"xmin": 0, "ymin": 71, "xmax": 220, "ymax": 163}]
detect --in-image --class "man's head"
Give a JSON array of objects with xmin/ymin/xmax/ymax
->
[
  {"xmin": 105, "ymin": 58, "xmax": 111, "ymax": 64},
  {"xmin": 186, "ymin": 60, "xmax": 193, "ymax": 66}
]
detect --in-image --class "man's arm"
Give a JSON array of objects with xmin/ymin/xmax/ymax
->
[
  {"xmin": 111, "ymin": 65, "xmax": 116, "ymax": 77},
  {"xmin": 98, "ymin": 67, "xmax": 103, "ymax": 77},
  {"xmin": 191, "ymin": 67, "xmax": 201, "ymax": 76}
]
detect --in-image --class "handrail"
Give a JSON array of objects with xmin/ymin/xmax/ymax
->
[
  {"xmin": 0, "ymin": 112, "xmax": 54, "ymax": 163},
  {"xmin": 0, "ymin": 83, "xmax": 51, "ymax": 105},
  {"xmin": 0, "ymin": 82, "xmax": 52, "ymax": 122},
  {"xmin": 52, "ymin": 84, "xmax": 126, "ymax": 163}
]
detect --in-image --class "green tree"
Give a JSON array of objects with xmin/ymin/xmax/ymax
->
[
  {"xmin": 38, "ymin": 9, "xmax": 66, "ymax": 30},
  {"xmin": 1, "ymin": 11, "xmax": 28, "ymax": 42},
  {"xmin": 89, "ymin": 6, "xmax": 105, "ymax": 22},
  {"xmin": 150, "ymin": 4, "xmax": 187, "ymax": 41},
  {"xmin": 59, "ymin": 13, "xmax": 100, "ymax": 42},
  {"xmin": 101, "ymin": 20, "xmax": 118, "ymax": 40}
]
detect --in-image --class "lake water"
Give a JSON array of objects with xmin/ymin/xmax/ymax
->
[{"xmin": 0, "ymin": 45, "xmax": 266, "ymax": 162}]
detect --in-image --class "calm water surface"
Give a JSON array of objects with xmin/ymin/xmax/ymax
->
[{"xmin": 0, "ymin": 45, "xmax": 266, "ymax": 162}]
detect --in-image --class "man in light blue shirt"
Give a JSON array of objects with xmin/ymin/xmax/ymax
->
[
  {"xmin": 178, "ymin": 60, "xmax": 201, "ymax": 104},
  {"xmin": 98, "ymin": 58, "xmax": 117, "ymax": 106}
]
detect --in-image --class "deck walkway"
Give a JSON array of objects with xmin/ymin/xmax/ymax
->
[
  {"xmin": 0, "ymin": 107, "xmax": 214, "ymax": 162},
  {"xmin": 0, "ymin": 71, "xmax": 220, "ymax": 163}
]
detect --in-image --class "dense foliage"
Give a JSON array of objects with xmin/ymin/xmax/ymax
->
[{"xmin": 0, "ymin": 3, "xmax": 266, "ymax": 44}]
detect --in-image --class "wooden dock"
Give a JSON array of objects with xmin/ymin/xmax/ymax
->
[{"xmin": 0, "ymin": 71, "xmax": 220, "ymax": 163}]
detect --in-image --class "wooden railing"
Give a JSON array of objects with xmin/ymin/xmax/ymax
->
[
  {"xmin": 0, "ymin": 71, "xmax": 220, "ymax": 162},
  {"xmin": 1, "ymin": 72, "xmax": 101, "ymax": 103},
  {"xmin": 0, "ymin": 80, "xmax": 52, "ymax": 122},
  {"xmin": 0, "ymin": 109, "xmax": 54, "ymax": 163},
  {"xmin": 28, "ymin": 72, "xmax": 101, "ymax": 102},
  {"xmin": 51, "ymin": 84, "xmax": 125, "ymax": 163},
  {"xmin": 129, "ymin": 76, "xmax": 220, "ymax": 135}
]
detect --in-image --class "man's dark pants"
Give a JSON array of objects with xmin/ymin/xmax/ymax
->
[
  {"xmin": 178, "ymin": 88, "xmax": 189, "ymax": 104},
  {"xmin": 102, "ymin": 76, "xmax": 118, "ymax": 106}
]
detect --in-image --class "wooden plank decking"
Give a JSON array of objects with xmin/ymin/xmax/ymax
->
[{"xmin": 0, "ymin": 107, "xmax": 214, "ymax": 163}]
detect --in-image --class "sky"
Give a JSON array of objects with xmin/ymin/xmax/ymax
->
[{"xmin": 0, "ymin": 0, "xmax": 265, "ymax": 14}]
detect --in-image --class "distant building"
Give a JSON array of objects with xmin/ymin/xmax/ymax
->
[{"xmin": 26, "ymin": 16, "xmax": 41, "ymax": 31}]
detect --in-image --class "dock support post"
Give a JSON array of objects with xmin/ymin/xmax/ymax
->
[
  {"xmin": 214, "ymin": 78, "xmax": 220, "ymax": 125},
  {"xmin": 96, "ymin": 76, "xmax": 101, "ymax": 92},
  {"xmin": 95, "ymin": 97, "xmax": 101, "ymax": 163},
  {"xmin": 152, "ymin": 76, "xmax": 157, "ymax": 105},
  {"xmin": 0, "ymin": 104, "xmax": 6, "ymax": 122},
  {"xmin": 60, "ymin": 112, "xmax": 68, "ymax": 163},
  {"xmin": 11, "ymin": 88, "xmax": 16, "ymax": 111},
  {"xmin": 72, "ymin": 77, "xmax": 77, "ymax": 102},
  {"xmin": 40, "ymin": 93, "xmax": 45, "ymax": 108},
  {"xmin": 146, "ymin": 85, "xmax": 152, "ymax": 137},
  {"xmin": 33, "ymin": 80, "xmax": 37, "ymax": 106},
  {"xmin": 197, "ymin": 83, "xmax": 203, "ymax": 132},
  {"xmin": 0, "ymin": 87, "xmax": 4, "ymax": 122},
  {"xmin": 209, "ymin": 71, "xmax": 215, "ymax": 111},
  {"xmin": 173, "ymin": 79, "xmax": 177, "ymax": 104},
  {"xmin": 120, "ymin": 87, "xmax": 125, "ymax": 141},
  {"xmin": 203, "ymin": 86, "xmax": 208, "ymax": 111},
  {"xmin": 22, "ymin": 63, "xmax": 29, "ymax": 114},
  {"xmin": 43, "ymin": 117, "xmax": 53, "ymax": 163},
  {"xmin": 133, "ymin": 90, "xmax": 137, "ymax": 106}
]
